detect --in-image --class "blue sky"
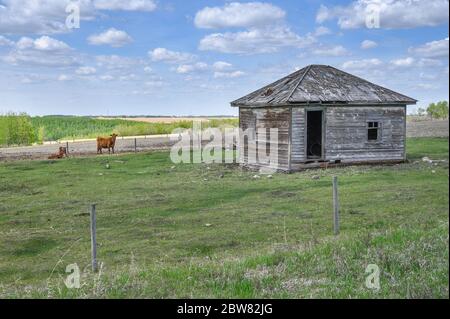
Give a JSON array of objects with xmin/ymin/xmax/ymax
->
[{"xmin": 0, "ymin": 0, "xmax": 448, "ymax": 116}]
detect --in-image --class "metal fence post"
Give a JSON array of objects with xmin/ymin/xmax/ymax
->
[
  {"xmin": 90, "ymin": 204, "xmax": 98, "ymax": 272},
  {"xmin": 333, "ymin": 176, "xmax": 340, "ymax": 235}
]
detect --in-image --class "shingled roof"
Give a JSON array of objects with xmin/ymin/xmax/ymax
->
[{"xmin": 231, "ymin": 64, "xmax": 417, "ymax": 107}]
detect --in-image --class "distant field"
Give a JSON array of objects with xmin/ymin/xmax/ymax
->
[
  {"xmin": 0, "ymin": 137, "xmax": 448, "ymax": 298},
  {"xmin": 98, "ymin": 117, "xmax": 237, "ymax": 124},
  {"xmin": 28, "ymin": 116, "xmax": 238, "ymax": 142}
]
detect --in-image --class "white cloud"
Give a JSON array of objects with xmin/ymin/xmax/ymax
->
[
  {"xmin": 119, "ymin": 74, "xmax": 138, "ymax": 81},
  {"xmin": 317, "ymin": 0, "xmax": 449, "ymax": 29},
  {"xmin": 1, "ymin": 36, "xmax": 77, "ymax": 67},
  {"xmin": 390, "ymin": 57, "xmax": 415, "ymax": 67},
  {"xmin": 99, "ymin": 75, "xmax": 115, "ymax": 81},
  {"xmin": 195, "ymin": 2, "xmax": 285, "ymax": 29},
  {"xmin": 144, "ymin": 79, "xmax": 165, "ymax": 87},
  {"xmin": 213, "ymin": 61, "xmax": 233, "ymax": 71},
  {"xmin": 88, "ymin": 28, "xmax": 133, "ymax": 47},
  {"xmin": 0, "ymin": 0, "xmax": 96, "ymax": 35},
  {"xmin": 314, "ymin": 26, "xmax": 332, "ymax": 36},
  {"xmin": 0, "ymin": 35, "xmax": 14, "ymax": 46},
  {"xmin": 175, "ymin": 62, "xmax": 208, "ymax": 74},
  {"xmin": 0, "ymin": 0, "xmax": 156, "ymax": 35},
  {"xmin": 94, "ymin": 0, "xmax": 157, "ymax": 11},
  {"xmin": 415, "ymin": 83, "xmax": 440, "ymax": 90},
  {"xmin": 417, "ymin": 58, "xmax": 443, "ymax": 67},
  {"xmin": 214, "ymin": 71, "xmax": 245, "ymax": 79},
  {"xmin": 312, "ymin": 45, "xmax": 349, "ymax": 56},
  {"xmin": 149, "ymin": 48, "xmax": 196, "ymax": 64},
  {"xmin": 58, "ymin": 74, "xmax": 71, "ymax": 81},
  {"xmin": 361, "ymin": 40, "xmax": 378, "ymax": 49},
  {"xmin": 76, "ymin": 66, "xmax": 97, "ymax": 75},
  {"xmin": 199, "ymin": 27, "xmax": 315, "ymax": 54},
  {"xmin": 342, "ymin": 58, "xmax": 383, "ymax": 70},
  {"xmin": 34, "ymin": 36, "xmax": 71, "ymax": 51},
  {"xmin": 409, "ymin": 38, "xmax": 449, "ymax": 58},
  {"xmin": 14, "ymin": 36, "xmax": 70, "ymax": 51},
  {"xmin": 96, "ymin": 55, "xmax": 143, "ymax": 69},
  {"xmin": 143, "ymin": 66, "xmax": 153, "ymax": 73}
]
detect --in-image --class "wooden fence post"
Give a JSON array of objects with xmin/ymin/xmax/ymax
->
[
  {"xmin": 90, "ymin": 204, "xmax": 98, "ymax": 272},
  {"xmin": 134, "ymin": 138, "xmax": 137, "ymax": 153},
  {"xmin": 66, "ymin": 141, "xmax": 69, "ymax": 155},
  {"xmin": 333, "ymin": 176, "xmax": 340, "ymax": 235}
]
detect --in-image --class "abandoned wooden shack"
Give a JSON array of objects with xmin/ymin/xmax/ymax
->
[{"xmin": 231, "ymin": 64, "xmax": 417, "ymax": 172}]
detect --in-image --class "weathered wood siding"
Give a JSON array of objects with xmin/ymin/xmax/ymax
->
[
  {"xmin": 239, "ymin": 107, "xmax": 291, "ymax": 171},
  {"xmin": 291, "ymin": 107, "xmax": 306, "ymax": 162},
  {"xmin": 324, "ymin": 106, "xmax": 406, "ymax": 162}
]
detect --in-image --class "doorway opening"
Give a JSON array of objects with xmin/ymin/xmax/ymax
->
[{"xmin": 306, "ymin": 110, "xmax": 323, "ymax": 159}]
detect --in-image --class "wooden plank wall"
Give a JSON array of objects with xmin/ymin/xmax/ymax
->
[
  {"xmin": 325, "ymin": 106, "xmax": 406, "ymax": 162},
  {"xmin": 291, "ymin": 107, "xmax": 306, "ymax": 162},
  {"xmin": 239, "ymin": 107, "xmax": 291, "ymax": 171}
]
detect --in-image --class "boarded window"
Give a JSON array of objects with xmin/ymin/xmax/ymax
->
[{"xmin": 367, "ymin": 121, "xmax": 380, "ymax": 141}]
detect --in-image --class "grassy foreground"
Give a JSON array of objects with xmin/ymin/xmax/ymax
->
[{"xmin": 0, "ymin": 137, "xmax": 448, "ymax": 298}]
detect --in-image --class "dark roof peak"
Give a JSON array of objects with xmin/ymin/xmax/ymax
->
[{"xmin": 231, "ymin": 65, "xmax": 417, "ymax": 107}]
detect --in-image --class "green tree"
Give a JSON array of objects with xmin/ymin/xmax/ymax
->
[
  {"xmin": 427, "ymin": 101, "xmax": 449, "ymax": 119},
  {"xmin": 416, "ymin": 107, "xmax": 426, "ymax": 116},
  {"xmin": 37, "ymin": 126, "xmax": 46, "ymax": 145},
  {"xmin": 0, "ymin": 113, "xmax": 36, "ymax": 146}
]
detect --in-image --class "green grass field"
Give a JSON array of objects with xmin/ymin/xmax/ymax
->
[
  {"xmin": 30, "ymin": 116, "xmax": 238, "ymax": 142},
  {"xmin": 0, "ymin": 137, "xmax": 448, "ymax": 298}
]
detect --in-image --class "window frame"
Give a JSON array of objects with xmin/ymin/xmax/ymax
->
[{"xmin": 367, "ymin": 121, "xmax": 381, "ymax": 142}]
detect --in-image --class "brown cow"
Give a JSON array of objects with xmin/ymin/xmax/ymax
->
[
  {"xmin": 97, "ymin": 134, "xmax": 118, "ymax": 154},
  {"xmin": 48, "ymin": 147, "xmax": 67, "ymax": 159}
]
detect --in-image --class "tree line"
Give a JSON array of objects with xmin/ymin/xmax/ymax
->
[{"xmin": 416, "ymin": 101, "xmax": 449, "ymax": 119}]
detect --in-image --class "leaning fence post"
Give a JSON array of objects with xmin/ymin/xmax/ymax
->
[
  {"xmin": 333, "ymin": 176, "xmax": 340, "ymax": 235},
  {"xmin": 90, "ymin": 204, "xmax": 98, "ymax": 272}
]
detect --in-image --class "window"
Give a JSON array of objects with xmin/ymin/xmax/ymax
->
[{"xmin": 367, "ymin": 121, "xmax": 380, "ymax": 141}]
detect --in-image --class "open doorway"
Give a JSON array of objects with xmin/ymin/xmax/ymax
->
[{"xmin": 306, "ymin": 110, "xmax": 323, "ymax": 159}]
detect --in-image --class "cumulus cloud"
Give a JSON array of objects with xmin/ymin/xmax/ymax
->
[
  {"xmin": 314, "ymin": 26, "xmax": 332, "ymax": 36},
  {"xmin": 341, "ymin": 58, "xmax": 383, "ymax": 70},
  {"xmin": 199, "ymin": 27, "xmax": 315, "ymax": 54},
  {"xmin": 76, "ymin": 66, "xmax": 97, "ymax": 75},
  {"xmin": 88, "ymin": 28, "xmax": 133, "ymax": 47},
  {"xmin": 58, "ymin": 74, "xmax": 71, "ymax": 81},
  {"xmin": 149, "ymin": 48, "xmax": 196, "ymax": 64},
  {"xmin": 0, "ymin": 35, "xmax": 14, "ymax": 46},
  {"xmin": 1, "ymin": 36, "xmax": 78, "ymax": 67},
  {"xmin": 417, "ymin": 58, "xmax": 443, "ymax": 67},
  {"xmin": 99, "ymin": 75, "xmax": 115, "ymax": 81},
  {"xmin": 194, "ymin": 2, "xmax": 285, "ymax": 29},
  {"xmin": 214, "ymin": 71, "xmax": 245, "ymax": 79},
  {"xmin": 175, "ymin": 62, "xmax": 208, "ymax": 74},
  {"xmin": 409, "ymin": 38, "xmax": 449, "ymax": 58},
  {"xmin": 312, "ymin": 45, "xmax": 349, "ymax": 56},
  {"xmin": 14, "ymin": 36, "xmax": 71, "ymax": 51},
  {"xmin": 0, "ymin": 0, "xmax": 156, "ymax": 35},
  {"xmin": 361, "ymin": 40, "xmax": 378, "ymax": 49},
  {"xmin": 96, "ymin": 55, "xmax": 143, "ymax": 70},
  {"xmin": 0, "ymin": 0, "xmax": 95, "ymax": 35},
  {"xmin": 212, "ymin": 61, "xmax": 233, "ymax": 71},
  {"xmin": 316, "ymin": 0, "xmax": 449, "ymax": 29},
  {"xmin": 390, "ymin": 57, "xmax": 415, "ymax": 67},
  {"xmin": 94, "ymin": 0, "xmax": 157, "ymax": 11}
]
